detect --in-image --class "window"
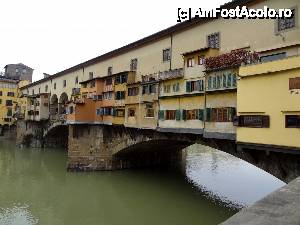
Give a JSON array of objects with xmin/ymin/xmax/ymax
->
[
  {"xmin": 36, "ymin": 101, "xmax": 40, "ymax": 106},
  {"xmin": 260, "ymin": 52, "xmax": 286, "ymax": 63},
  {"xmin": 38, "ymin": 88, "xmax": 41, "ymax": 93},
  {"xmin": 35, "ymin": 111, "xmax": 39, "ymax": 116},
  {"xmin": 128, "ymin": 87, "xmax": 139, "ymax": 96},
  {"xmin": 278, "ymin": 8, "xmax": 296, "ymax": 32},
  {"xmin": 172, "ymin": 83, "xmax": 180, "ymax": 92},
  {"xmin": 186, "ymin": 109, "xmax": 198, "ymax": 120},
  {"xmin": 207, "ymin": 32, "xmax": 220, "ymax": 48},
  {"xmin": 103, "ymin": 107, "xmax": 112, "ymax": 116},
  {"xmin": 187, "ymin": 58, "xmax": 194, "ymax": 67},
  {"xmin": 16, "ymin": 68, "xmax": 19, "ymax": 73},
  {"xmin": 149, "ymin": 84, "xmax": 156, "ymax": 93},
  {"xmin": 0, "ymin": 91, "xmax": 2, "ymax": 96},
  {"xmin": 22, "ymin": 69, "xmax": 27, "ymax": 73},
  {"xmin": 164, "ymin": 85, "xmax": 171, "ymax": 93},
  {"xmin": 206, "ymin": 108, "xmax": 236, "ymax": 122},
  {"xmin": 130, "ymin": 58, "xmax": 138, "ymax": 70},
  {"xmin": 6, "ymin": 100, "xmax": 13, "ymax": 106},
  {"xmin": 7, "ymin": 108, "xmax": 12, "ymax": 117},
  {"xmin": 105, "ymin": 77, "xmax": 112, "ymax": 85},
  {"xmin": 143, "ymin": 84, "xmax": 156, "ymax": 94},
  {"xmin": 207, "ymin": 73, "xmax": 236, "ymax": 90},
  {"xmin": 145, "ymin": 103, "xmax": 154, "ymax": 117},
  {"xmin": 115, "ymin": 91, "xmax": 125, "ymax": 100},
  {"xmin": 96, "ymin": 108, "xmax": 102, "ymax": 116},
  {"xmin": 142, "ymin": 85, "xmax": 149, "ymax": 94},
  {"xmin": 7, "ymin": 92, "xmax": 14, "ymax": 97},
  {"xmin": 166, "ymin": 110, "xmax": 176, "ymax": 120},
  {"xmin": 90, "ymin": 80, "xmax": 95, "ymax": 88},
  {"xmin": 285, "ymin": 115, "xmax": 300, "ymax": 128},
  {"xmin": 237, "ymin": 115, "xmax": 270, "ymax": 128},
  {"xmin": 63, "ymin": 80, "xmax": 67, "ymax": 87},
  {"xmin": 198, "ymin": 56, "xmax": 205, "ymax": 65},
  {"xmin": 45, "ymin": 85, "xmax": 48, "ymax": 92},
  {"xmin": 32, "ymin": 89, "xmax": 35, "ymax": 95},
  {"xmin": 107, "ymin": 66, "xmax": 112, "ymax": 76},
  {"xmin": 103, "ymin": 92, "xmax": 113, "ymax": 100},
  {"xmin": 54, "ymin": 83, "xmax": 56, "ymax": 89},
  {"xmin": 128, "ymin": 108, "xmax": 135, "ymax": 117},
  {"xmin": 186, "ymin": 80, "xmax": 204, "ymax": 92},
  {"xmin": 0, "ymin": 99, "xmax": 2, "ymax": 104},
  {"xmin": 75, "ymin": 76, "xmax": 78, "ymax": 84},
  {"xmin": 116, "ymin": 109, "xmax": 125, "ymax": 117},
  {"xmin": 4, "ymin": 118, "xmax": 11, "ymax": 122},
  {"xmin": 289, "ymin": 77, "xmax": 300, "ymax": 90},
  {"xmin": 163, "ymin": 48, "xmax": 171, "ymax": 62},
  {"xmin": 115, "ymin": 73, "xmax": 127, "ymax": 84},
  {"xmin": 89, "ymin": 72, "xmax": 93, "ymax": 79}
]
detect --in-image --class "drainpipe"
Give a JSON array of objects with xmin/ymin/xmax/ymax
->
[
  {"xmin": 170, "ymin": 34, "xmax": 173, "ymax": 71},
  {"xmin": 204, "ymin": 71, "xmax": 207, "ymax": 131}
]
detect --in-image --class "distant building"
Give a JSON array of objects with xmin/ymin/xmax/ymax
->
[
  {"xmin": 4, "ymin": 63, "xmax": 33, "ymax": 82},
  {"xmin": 0, "ymin": 77, "xmax": 19, "ymax": 126}
]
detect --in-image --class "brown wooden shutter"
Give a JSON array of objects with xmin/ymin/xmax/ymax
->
[
  {"xmin": 289, "ymin": 77, "xmax": 300, "ymax": 90},
  {"xmin": 262, "ymin": 115, "xmax": 270, "ymax": 128}
]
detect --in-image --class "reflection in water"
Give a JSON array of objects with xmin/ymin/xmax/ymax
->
[
  {"xmin": 0, "ymin": 138, "xmax": 286, "ymax": 225},
  {"xmin": 0, "ymin": 204, "xmax": 38, "ymax": 225},
  {"xmin": 185, "ymin": 144, "xmax": 286, "ymax": 208}
]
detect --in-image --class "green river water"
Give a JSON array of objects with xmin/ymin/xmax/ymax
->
[{"xmin": 0, "ymin": 137, "xmax": 285, "ymax": 225}]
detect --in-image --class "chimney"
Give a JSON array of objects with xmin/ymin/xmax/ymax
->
[{"xmin": 43, "ymin": 73, "xmax": 51, "ymax": 78}]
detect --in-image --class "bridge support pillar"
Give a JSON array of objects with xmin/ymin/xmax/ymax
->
[{"xmin": 67, "ymin": 124, "xmax": 116, "ymax": 171}]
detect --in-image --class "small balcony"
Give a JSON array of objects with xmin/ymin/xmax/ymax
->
[
  {"xmin": 159, "ymin": 68, "xmax": 183, "ymax": 81},
  {"xmin": 141, "ymin": 73, "xmax": 159, "ymax": 83}
]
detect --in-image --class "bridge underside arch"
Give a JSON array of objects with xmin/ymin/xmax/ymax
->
[
  {"xmin": 43, "ymin": 124, "xmax": 68, "ymax": 148},
  {"xmin": 113, "ymin": 139, "xmax": 192, "ymax": 169}
]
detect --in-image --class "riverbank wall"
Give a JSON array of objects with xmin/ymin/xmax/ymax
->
[{"xmin": 220, "ymin": 177, "xmax": 300, "ymax": 225}]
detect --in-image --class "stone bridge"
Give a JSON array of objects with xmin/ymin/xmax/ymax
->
[
  {"xmin": 17, "ymin": 120, "xmax": 300, "ymax": 183},
  {"xmin": 65, "ymin": 124, "xmax": 300, "ymax": 182}
]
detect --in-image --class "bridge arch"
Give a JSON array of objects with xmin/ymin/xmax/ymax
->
[{"xmin": 58, "ymin": 92, "xmax": 68, "ymax": 115}]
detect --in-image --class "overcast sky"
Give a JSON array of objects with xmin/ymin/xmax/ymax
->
[{"xmin": 0, "ymin": 0, "xmax": 228, "ymax": 81}]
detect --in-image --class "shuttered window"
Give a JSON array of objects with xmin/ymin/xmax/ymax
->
[
  {"xmin": 237, "ymin": 115, "xmax": 270, "ymax": 128},
  {"xmin": 289, "ymin": 77, "xmax": 300, "ymax": 90},
  {"xmin": 285, "ymin": 115, "xmax": 300, "ymax": 128},
  {"xmin": 205, "ymin": 107, "xmax": 235, "ymax": 122},
  {"xmin": 182, "ymin": 110, "xmax": 187, "ymax": 121}
]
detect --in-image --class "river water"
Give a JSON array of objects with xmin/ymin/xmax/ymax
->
[{"xmin": 0, "ymin": 137, "xmax": 285, "ymax": 225}]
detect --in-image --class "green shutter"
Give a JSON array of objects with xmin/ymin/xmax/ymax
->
[
  {"xmin": 229, "ymin": 107, "xmax": 236, "ymax": 121},
  {"xmin": 198, "ymin": 109, "xmax": 204, "ymax": 121},
  {"xmin": 175, "ymin": 110, "xmax": 181, "ymax": 121},
  {"xmin": 158, "ymin": 110, "xmax": 165, "ymax": 120},
  {"xmin": 227, "ymin": 73, "xmax": 232, "ymax": 87},
  {"xmin": 112, "ymin": 108, "xmax": 116, "ymax": 116},
  {"xmin": 232, "ymin": 74, "xmax": 237, "ymax": 87},
  {"xmin": 222, "ymin": 74, "xmax": 227, "ymax": 88},
  {"xmin": 186, "ymin": 81, "xmax": 191, "ymax": 92},
  {"xmin": 205, "ymin": 108, "xmax": 211, "ymax": 122},
  {"xmin": 182, "ymin": 110, "xmax": 187, "ymax": 121}
]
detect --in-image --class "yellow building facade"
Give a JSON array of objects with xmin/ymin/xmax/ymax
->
[
  {"xmin": 0, "ymin": 78, "xmax": 19, "ymax": 126},
  {"xmin": 237, "ymin": 54, "xmax": 300, "ymax": 150}
]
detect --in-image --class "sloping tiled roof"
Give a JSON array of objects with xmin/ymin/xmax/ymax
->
[{"xmin": 22, "ymin": 0, "xmax": 256, "ymax": 89}]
